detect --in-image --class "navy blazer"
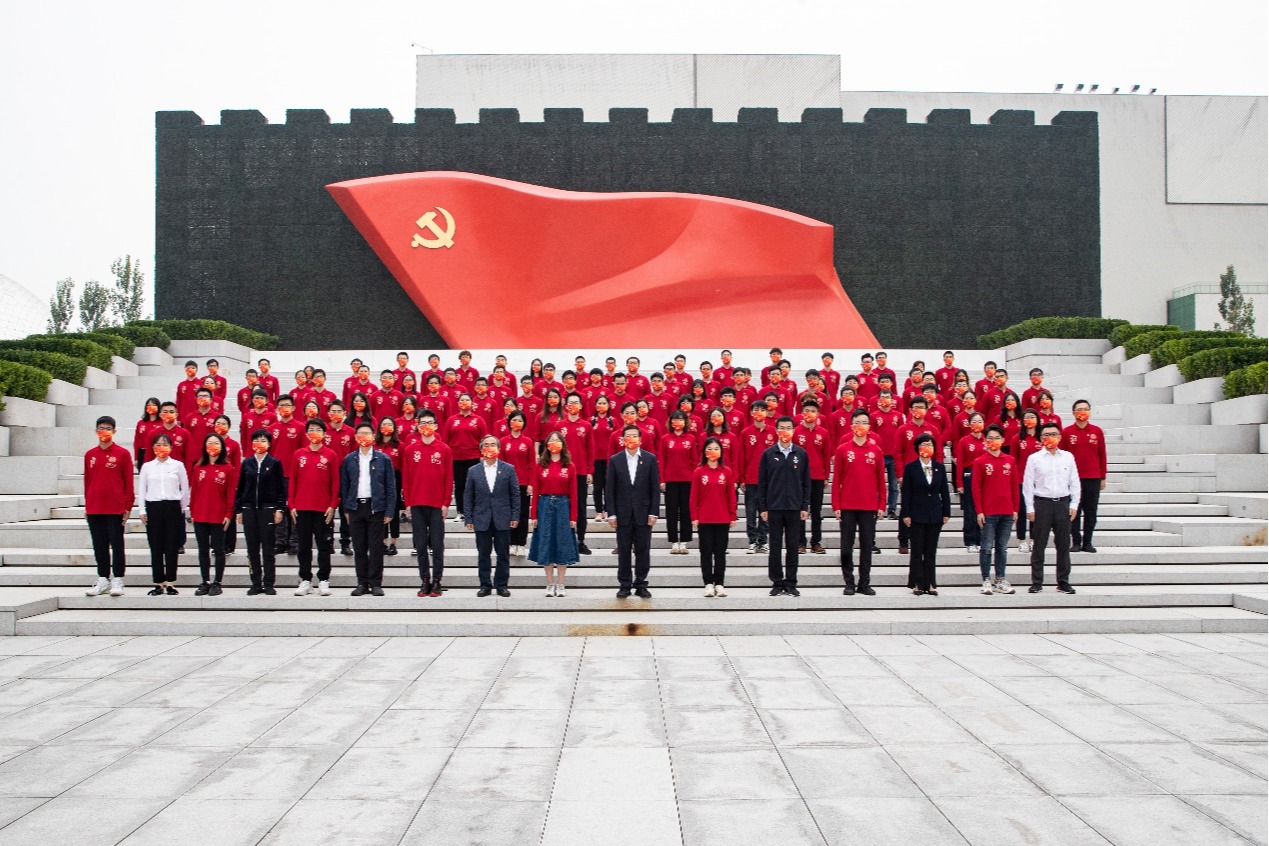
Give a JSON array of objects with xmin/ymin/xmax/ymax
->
[
  {"xmin": 605, "ymin": 449, "xmax": 661, "ymax": 525},
  {"xmin": 463, "ymin": 460, "xmax": 521, "ymax": 531},
  {"xmin": 339, "ymin": 449, "xmax": 397, "ymax": 515},
  {"xmin": 899, "ymin": 458, "xmax": 952, "ymax": 524}
]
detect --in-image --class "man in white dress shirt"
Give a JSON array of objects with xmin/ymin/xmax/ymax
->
[{"xmin": 1022, "ymin": 422, "xmax": 1081, "ymax": 594}]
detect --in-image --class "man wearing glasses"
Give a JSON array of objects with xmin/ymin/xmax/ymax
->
[
  {"xmin": 84, "ymin": 417, "xmax": 135, "ymax": 597},
  {"xmin": 1022, "ymin": 422, "xmax": 1080, "ymax": 594},
  {"xmin": 757, "ymin": 416, "xmax": 811, "ymax": 597},
  {"xmin": 972, "ymin": 425, "xmax": 1019, "ymax": 595}
]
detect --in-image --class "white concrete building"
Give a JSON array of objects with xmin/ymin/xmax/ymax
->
[{"xmin": 0, "ymin": 272, "xmax": 47, "ymax": 339}]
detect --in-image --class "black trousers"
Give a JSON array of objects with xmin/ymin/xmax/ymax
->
[
  {"xmin": 907, "ymin": 521, "xmax": 942, "ymax": 590},
  {"xmin": 616, "ymin": 521, "xmax": 652, "ymax": 589},
  {"xmin": 960, "ymin": 470, "xmax": 980, "ymax": 546},
  {"xmin": 453, "ymin": 459, "xmax": 477, "ymax": 514},
  {"xmin": 240, "ymin": 507, "xmax": 277, "ymax": 588},
  {"xmin": 1071, "ymin": 478, "xmax": 1101, "ymax": 545},
  {"xmin": 510, "ymin": 487, "xmax": 529, "ymax": 547},
  {"xmin": 349, "ymin": 500, "xmax": 386, "ymax": 587},
  {"xmin": 135, "ymin": 447, "xmax": 147, "ymax": 471},
  {"xmin": 145, "ymin": 500, "xmax": 182, "ymax": 583},
  {"xmin": 86, "ymin": 513, "xmax": 126, "ymax": 578},
  {"xmin": 224, "ymin": 517, "xmax": 237, "ymax": 553},
  {"xmin": 575, "ymin": 474, "xmax": 589, "ymax": 544},
  {"xmin": 698, "ymin": 523, "xmax": 729, "ymax": 585},
  {"xmin": 744, "ymin": 484, "xmax": 768, "ymax": 544},
  {"xmin": 800, "ymin": 479, "xmax": 827, "ymax": 546},
  {"xmin": 1032, "ymin": 496, "xmax": 1073, "ymax": 587},
  {"xmin": 840, "ymin": 511, "xmax": 877, "ymax": 588},
  {"xmin": 193, "ymin": 521, "xmax": 225, "ymax": 584},
  {"xmin": 386, "ymin": 470, "xmax": 403, "ymax": 541},
  {"xmin": 592, "ymin": 460, "xmax": 607, "ymax": 513},
  {"xmin": 665, "ymin": 481, "xmax": 692, "ymax": 543},
  {"xmin": 475, "ymin": 527, "xmax": 511, "ymax": 589},
  {"xmin": 1016, "ymin": 483, "xmax": 1032, "ymax": 540},
  {"xmin": 275, "ymin": 479, "xmax": 296, "ymax": 552},
  {"xmin": 767, "ymin": 509, "xmax": 801, "ymax": 588},
  {"xmin": 410, "ymin": 505, "xmax": 445, "ymax": 583},
  {"xmin": 295, "ymin": 510, "xmax": 332, "ymax": 582}
]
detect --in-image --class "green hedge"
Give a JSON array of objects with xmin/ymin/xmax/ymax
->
[
  {"xmin": 0, "ymin": 337, "xmax": 113, "ymax": 371},
  {"xmin": 1151, "ymin": 336, "xmax": 1266, "ymax": 369},
  {"xmin": 1124, "ymin": 329, "xmax": 1240, "ymax": 360},
  {"xmin": 101, "ymin": 324, "xmax": 171, "ymax": 351},
  {"xmin": 36, "ymin": 332, "xmax": 135, "ymax": 360},
  {"xmin": 0, "ymin": 350, "xmax": 87, "ymax": 386},
  {"xmin": 978, "ymin": 317, "xmax": 1128, "ymax": 349},
  {"xmin": 1224, "ymin": 361, "xmax": 1268, "ymax": 399},
  {"xmin": 129, "ymin": 319, "xmax": 278, "ymax": 350},
  {"xmin": 1108, "ymin": 323, "xmax": 1179, "ymax": 348},
  {"xmin": 1178, "ymin": 345, "xmax": 1268, "ymax": 381},
  {"xmin": 0, "ymin": 360, "xmax": 54, "ymax": 410}
]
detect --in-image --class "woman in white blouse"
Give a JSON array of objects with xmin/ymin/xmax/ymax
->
[{"xmin": 137, "ymin": 434, "xmax": 190, "ymax": 596}]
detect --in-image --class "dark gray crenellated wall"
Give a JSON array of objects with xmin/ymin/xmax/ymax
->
[{"xmin": 155, "ymin": 106, "xmax": 1100, "ymax": 348}]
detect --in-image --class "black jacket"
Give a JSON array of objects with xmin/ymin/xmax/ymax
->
[
  {"xmin": 756, "ymin": 444, "xmax": 811, "ymax": 512},
  {"xmin": 899, "ymin": 459, "xmax": 952, "ymax": 524},
  {"xmin": 235, "ymin": 452, "xmax": 286, "ymax": 512},
  {"xmin": 605, "ymin": 449, "xmax": 661, "ymax": 525}
]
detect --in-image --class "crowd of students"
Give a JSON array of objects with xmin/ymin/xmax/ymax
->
[{"xmin": 80, "ymin": 348, "xmax": 1106, "ymax": 599}]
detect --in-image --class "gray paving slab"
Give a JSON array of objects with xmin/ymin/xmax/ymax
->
[
  {"xmin": 806, "ymin": 796, "xmax": 968, "ymax": 846},
  {"xmin": 259, "ymin": 798, "xmax": 419, "ymax": 846},
  {"xmin": 679, "ymin": 798, "xmax": 826, "ymax": 846},
  {"xmin": 0, "ymin": 797, "xmax": 168, "ymax": 846},
  {"xmin": 1062, "ymin": 794, "xmax": 1254, "ymax": 846}
]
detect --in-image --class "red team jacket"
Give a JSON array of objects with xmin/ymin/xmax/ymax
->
[{"xmin": 84, "ymin": 443, "xmax": 135, "ymax": 514}]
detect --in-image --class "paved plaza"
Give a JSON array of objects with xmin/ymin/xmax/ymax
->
[{"xmin": 0, "ymin": 632, "xmax": 1262, "ymax": 846}]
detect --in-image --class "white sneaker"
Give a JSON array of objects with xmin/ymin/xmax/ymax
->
[
  {"xmin": 86, "ymin": 577, "xmax": 109, "ymax": 596},
  {"xmin": 556, "ymin": 584, "xmax": 566, "ymax": 597},
  {"xmin": 994, "ymin": 579, "xmax": 1016, "ymax": 594},
  {"xmin": 714, "ymin": 584, "xmax": 727, "ymax": 597},
  {"xmin": 746, "ymin": 543, "xmax": 758, "ymax": 555},
  {"xmin": 1019, "ymin": 540, "xmax": 1032, "ymax": 553},
  {"xmin": 981, "ymin": 579, "xmax": 994, "ymax": 595},
  {"xmin": 109, "ymin": 578, "xmax": 124, "ymax": 597},
  {"xmin": 704, "ymin": 583, "xmax": 715, "ymax": 597},
  {"xmin": 967, "ymin": 546, "xmax": 975, "ymax": 554},
  {"xmin": 545, "ymin": 584, "xmax": 555, "ymax": 597},
  {"xmin": 972, "ymin": 545, "xmax": 982, "ymax": 553},
  {"xmin": 318, "ymin": 581, "xmax": 331, "ymax": 596},
  {"xmin": 294, "ymin": 580, "xmax": 311, "ymax": 596}
]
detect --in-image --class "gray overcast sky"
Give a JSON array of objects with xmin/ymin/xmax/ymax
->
[{"xmin": 1, "ymin": 0, "xmax": 1265, "ymax": 307}]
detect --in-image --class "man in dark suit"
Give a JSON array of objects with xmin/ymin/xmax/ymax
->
[
  {"xmin": 757, "ymin": 416, "xmax": 811, "ymax": 596},
  {"xmin": 605, "ymin": 425, "xmax": 661, "ymax": 598},
  {"xmin": 900, "ymin": 433, "xmax": 952, "ymax": 595},
  {"xmin": 464, "ymin": 435, "xmax": 521, "ymax": 597},
  {"xmin": 339, "ymin": 423, "xmax": 396, "ymax": 597}
]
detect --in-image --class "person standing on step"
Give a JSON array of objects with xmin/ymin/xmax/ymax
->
[
  {"xmin": 323, "ymin": 402, "xmax": 358, "ymax": 556},
  {"xmin": 236, "ymin": 429, "xmax": 284, "ymax": 595},
  {"xmin": 84, "ymin": 415, "xmax": 134, "ymax": 598},
  {"xmin": 211, "ymin": 415, "xmax": 241, "ymax": 556},
  {"xmin": 1012, "ymin": 410, "xmax": 1043, "ymax": 553},
  {"xmin": 268, "ymin": 396, "xmax": 304, "ymax": 555},
  {"xmin": 972, "ymin": 425, "xmax": 1019, "ymax": 595},
  {"xmin": 190, "ymin": 433, "xmax": 237, "ymax": 596},
  {"xmin": 738, "ymin": 401, "xmax": 776, "ymax": 555},
  {"xmin": 793, "ymin": 399, "xmax": 832, "ymax": 555},
  {"xmin": 500, "ymin": 410, "xmax": 535, "ymax": 557},
  {"xmin": 175, "ymin": 360, "xmax": 201, "ymax": 420},
  {"xmin": 691, "ymin": 437, "xmax": 737, "ymax": 597},
  {"xmin": 446, "ymin": 392, "xmax": 489, "ymax": 524},
  {"xmin": 133, "ymin": 398, "xmax": 162, "ymax": 470},
  {"xmin": 557, "ymin": 393, "xmax": 594, "ymax": 555},
  {"xmin": 402, "ymin": 411, "xmax": 451, "ymax": 597},
  {"xmin": 529, "ymin": 431, "xmax": 578, "ymax": 596},
  {"xmin": 341, "ymin": 422, "xmax": 395, "ymax": 597},
  {"xmin": 606, "ymin": 425, "xmax": 661, "ymax": 598},
  {"xmin": 1064, "ymin": 400, "xmax": 1107, "ymax": 553},
  {"xmin": 374, "ymin": 417, "xmax": 404, "ymax": 557},
  {"xmin": 956, "ymin": 412, "xmax": 988, "ymax": 553},
  {"xmin": 757, "ymin": 416, "xmax": 811, "ymax": 597},
  {"xmin": 289, "ymin": 418, "xmax": 340, "ymax": 596},
  {"xmin": 658, "ymin": 410, "xmax": 697, "ymax": 556},
  {"xmin": 138, "ymin": 433, "xmax": 189, "ymax": 596},
  {"xmin": 1023, "ymin": 422, "xmax": 1080, "ymax": 594},
  {"xmin": 900, "ymin": 434, "xmax": 951, "ymax": 596},
  {"xmin": 832, "ymin": 410, "xmax": 886, "ymax": 596},
  {"xmin": 464, "ymin": 435, "xmax": 521, "ymax": 598}
]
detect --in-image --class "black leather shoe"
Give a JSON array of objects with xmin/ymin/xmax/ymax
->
[
  {"xmin": 1082, "ymin": 544, "xmax": 1097, "ymax": 553},
  {"xmin": 351, "ymin": 584, "xmax": 368, "ymax": 596},
  {"xmin": 842, "ymin": 585, "xmax": 856, "ymax": 596},
  {"xmin": 208, "ymin": 583, "xmax": 223, "ymax": 596},
  {"xmin": 340, "ymin": 544, "xmax": 353, "ymax": 556},
  {"xmin": 194, "ymin": 583, "xmax": 210, "ymax": 596},
  {"xmin": 1057, "ymin": 584, "xmax": 1077, "ymax": 594},
  {"xmin": 263, "ymin": 587, "xmax": 276, "ymax": 595},
  {"xmin": 165, "ymin": 585, "xmax": 179, "ymax": 595},
  {"xmin": 926, "ymin": 589, "xmax": 938, "ymax": 596},
  {"xmin": 370, "ymin": 586, "xmax": 385, "ymax": 596},
  {"xmin": 496, "ymin": 588, "xmax": 510, "ymax": 597},
  {"xmin": 477, "ymin": 587, "xmax": 493, "ymax": 597},
  {"xmin": 578, "ymin": 543, "xmax": 592, "ymax": 555},
  {"xmin": 769, "ymin": 586, "xmax": 785, "ymax": 596},
  {"xmin": 1028, "ymin": 585, "xmax": 1043, "ymax": 593},
  {"xmin": 385, "ymin": 545, "xmax": 398, "ymax": 556},
  {"xmin": 246, "ymin": 586, "xmax": 263, "ymax": 596},
  {"xmin": 635, "ymin": 587, "xmax": 652, "ymax": 598},
  {"xmin": 858, "ymin": 585, "xmax": 876, "ymax": 596},
  {"xmin": 785, "ymin": 586, "xmax": 801, "ymax": 597},
  {"xmin": 616, "ymin": 588, "xmax": 631, "ymax": 598},
  {"xmin": 147, "ymin": 586, "xmax": 163, "ymax": 596}
]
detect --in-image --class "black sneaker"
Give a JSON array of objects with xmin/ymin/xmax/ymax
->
[
  {"xmin": 843, "ymin": 585, "xmax": 856, "ymax": 596},
  {"xmin": 351, "ymin": 584, "xmax": 369, "ymax": 596},
  {"xmin": 385, "ymin": 544, "xmax": 398, "ymax": 557},
  {"xmin": 370, "ymin": 586, "xmax": 385, "ymax": 596},
  {"xmin": 208, "ymin": 583, "xmax": 222, "ymax": 596},
  {"xmin": 769, "ymin": 586, "xmax": 785, "ymax": 596},
  {"xmin": 578, "ymin": 543, "xmax": 592, "ymax": 555},
  {"xmin": 634, "ymin": 587, "xmax": 652, "ymax": 598},
  {"xmin": 147, "ymin": 586, "xmax": 163, "ymax": 596},
  {"xmin": 785, "ymin": 586, "xmax": 801, "ymax": 597},
  {"xmin": 340, "ymin": 544, "xmax": 353, "ymax": 556},
  {"xmin": 1082, "ymin": 544, "xmax": 1097, "ymax": 554},
  {"xmin": 1057, "ymin": 584, "xmax": 1077, "ymax": 594},
  {"xmin": 165, "ymin": 585, "xmax": 179, "ymax": 596},
  {"xmin": 246, "ymin": 586, "xmax": 263, "ymax": 596},
  {"xmin": 496, "ymin": 588, "xmax": 510, "ymax": 597},
  {"xmin": 477, "ymin": 587, "xmax": 493, "ymax": 597},
  {"xmin": 179, "ymin": 546, "xmax": 186, "ymax": 555},
  {"xmin": 263, "ymin": 587, "xmax": 277, "ymax": 595},
  {"xmin": 616, "ymin": 588, "xmax": 631, "ymax": 598},
  {"xmin": 1028, "ymin": 585, "xmax": 1042, "ymax": 593},
  {"xmin": 858, "ymin": 585, "xmax": 876, "ymax": 596},
  {"xmin": 194, "ymin": 582, "xmax": 210, "ymax": 596}
]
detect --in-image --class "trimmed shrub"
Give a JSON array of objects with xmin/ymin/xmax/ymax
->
[
  {"xmin": 1178, "ymin": 345, "xmax": 1268, "ymax": 381},
  {"xmin": 35, "ymin": 332, "xmax": 136, "ymax": 360},
  {"xmin": 1224, "ymin": 361, "xmax": 1268, "ymax": 399},
  {"xmin": 1151, "ymin": 336, "xmax": 1266, "ymax": 369},
  {"xmin": 130, "ymin": 319, "xmax": 278, "ymax": 350},
  {"xmin": 978, "ymin": 317, "xmax": 1128, "ymax": 349},
  {"xmin": 0, "ymin": 350, "xmax": 87, "ymax": 386},
  {"xmin": 0, "ymin": 360, "xmax": 54, "ymax": 410},
  {"xmin": 0, "ymin": 337, "xmax": 113, "ymax": 371},
  {"xmin": 101, "ymin": 324, "xmax": 171, "ymax": 351},
  {"xmin": 1124, "ymin": 329, "xmax": 1240, "ymax": 360},
  {"xmin": 1108, "ymin": 323, "xmax": 1178, "ymax": 348}
]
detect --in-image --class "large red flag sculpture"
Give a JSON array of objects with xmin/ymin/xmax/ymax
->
[{"xmin": 326, "ymin": 172, "xmax": 878, "ymax": 348}]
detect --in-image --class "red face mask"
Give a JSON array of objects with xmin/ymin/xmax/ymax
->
[
  {"xmin": 1042, "ymin": 434, "xmax": 1061, "ymax": 448},
  {"xmin": 623, "ymin": 435, "xmax": 640, "ymax": 450},
  {"xmin": 154, "ymin": 444, "xmax": 173, "ymax": 458},
  {"xmin": 214, "ymin": 424, "xmax": 229, "ymax": 436},
  {"xmin": 1074, "ymin": 410, "xmax": 1090, "ymax": 422},
  {"xmin": 356, "ymin": 433, "xmax": 374, "ymax": 448},
  {"xmin": 251, "ymin": 441, "xmax": 268, "ymax": 455},
  {"xmin": 419, "ymin": 423, "xmax": 436, "ymax": 437},
  {"xmin": 380, "ymin": 424, "xmax": 393, "ymax": 435},
  {"xmin": 1005, "ymin": 400, "xmax": 1017, "ymax": 410},
  {"xmin": 307, "ymin": 431, "xmax": 324, "ymax": 444},
  {"xmin": 546, "ymin": 441, "xmax": 563, "ymax": 455},
  {"xmin": 913, "ymin": 409, "xmax": 926, "ymax": 421},
  {"xmin": 704, "ymin": 446, "xmax": 721, "ymax": 461},
  {"xmin": 1031, "ymin": 376, "xmax": 1043, "ymax": 386},
  {"xmin": 161, "ymin": 410, "xmax": 176, "ymax": 423},
  {"xmin": 851, "ymin": 423, "xmax": 869, "ymax": 437},
  {"xmin": 205, "ymin": 443, "xmax": 222, "ymax": 457},
  {"xmin": 96, "ymin": 430, "xmax": 113, "ymax": 443},
  {"xmin": 918, "ymin": 444, "xmax": 935, "ymax": 459}
]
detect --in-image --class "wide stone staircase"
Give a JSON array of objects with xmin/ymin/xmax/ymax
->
[{"xmin": 0, "ymin": 341, "xmax": 1263, "ymax": 637}]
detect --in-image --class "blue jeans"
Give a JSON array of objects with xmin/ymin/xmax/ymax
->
[
  {"xmin": 883, "ymin": 456, "xmax": 898, "ymax": 515},
  {"xmin": 745, "ymin": 484, "xmax": 768, "ymax": 545},
  {"xmin": 979, "ymin": 514, "xmax": 1014, "ymax": 579}
]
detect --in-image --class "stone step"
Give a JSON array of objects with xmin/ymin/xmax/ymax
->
[
  {"xmin": 1047, "ymin": 387, "xmax": 1175, "ymax": 405},
  {"xmin": 0, "ymin": 495, "xmax": 81, "ymax": 524},
  {"xmin": 1097, "ymin": 403, "xmax": 1211, "ymax": 427},
  {"xmin": 16, "ymin": 605, "xmax": 1266, "ymax": 637},
  {"xmin": 1109, "ymin": 425, "xmax": 1262, "ymax": 455},
  {"xmin": 1043, "ymin": 373, "xmax": 1146, "ymax": 389}
]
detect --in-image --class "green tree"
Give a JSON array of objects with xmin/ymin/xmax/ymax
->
[
  {"xmin": 77, "ymin": 280, "xmax": 113, "ymax": 331},
  {"xmin": 1215, "ymin": 264, "xmax": 1256, "ymax": 336},
  {"xmin": 46, "ymin": 277, "xmax": 76, "ymax": 334},
  {"xmin": 109, "ymin": 254, "xmax": 146, "ymax": 324}
]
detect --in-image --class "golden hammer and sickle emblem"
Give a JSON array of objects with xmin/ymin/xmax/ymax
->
[{"xmin": 411, "ymin": 207, "xmax": 456, "ymax": 249}]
